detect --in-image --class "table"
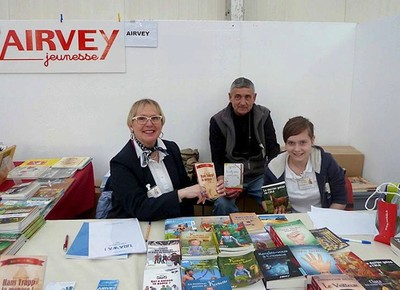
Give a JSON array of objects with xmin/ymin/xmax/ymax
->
[
  {"xmin": 0, "ymin": 162, "xmax": 96, "ymax": 219},
  {"xmin": 17, "ymin": 213, "xmax": 400, "ymax": 290}
]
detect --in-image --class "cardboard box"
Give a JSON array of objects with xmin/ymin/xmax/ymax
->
[{"xmin": 322, "ymin": 146, "xmax": 364, "ymax": 177}]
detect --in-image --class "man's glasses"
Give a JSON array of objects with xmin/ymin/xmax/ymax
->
[{"xmin": 132, "ymin": 115, "xmax": 163, "ymax": 125}]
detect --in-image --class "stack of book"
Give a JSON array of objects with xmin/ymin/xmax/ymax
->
[{"xmin": 0, "ymin": 181, "xmax": 41, "ymax": 200}]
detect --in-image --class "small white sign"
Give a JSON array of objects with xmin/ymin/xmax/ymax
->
[{"xmin": 125, "ymin": 21, "xmax": 158, "ymax": 47}]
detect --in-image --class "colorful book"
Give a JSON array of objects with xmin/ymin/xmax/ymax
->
[
  {"xmin": 146, "ymin": 239, "xmax": 181, "ymax": 267},
  {"xmin": 0, "ymin": 181, "xmax": 41, "ymax": 200},
  {"xmin": 365, "ymin": 259, "xmax": 400, "ymax": 289},
  {"xmin": 0, "ymin": 205, "xmax": 40, "ymax": 233},
  {"xmin": 164, "ymin": 217, "xmax": 197, "ymax": 240},
  {"xmin": 19, "ymin": 158, "xmax": 61, "ymax": 167},
  {"xmin": 310, "ymin": 227, "xmax": 349, "ymax": 252},
  {"xmin": 258, "ymin": 214, "xmax": 288, "ymax": 232},
  {"xmin": 289, "ymin": 245, "xmax": 342, "ymax": 275},
  {"xmin": 217, "ymin": 251, "xmax": 262, "ymax": 288},
  {"xmin": 52, "ymin": 157, "xmax": 92, "ymax": 170},
  {"xmin": 223, "ymin": 163, "xmax": 244, "ymax": 192},
  {"xmin": 262, "ymin": 181, "xmax": 291, "ymax": 213},
  {"xmin": 229, "ymin": 212, "xmax": 265, "ymax": 233},
  {"xmin": 185, "ymin": 276, "xmax": 232, "ymax": 290},
  {"xmin": 96, "ymin": 279, "xmax": 119, "ymax": 290},
  {"xmin": 249, "ymin": 231, "xmax": 275, "ymax": 250},
  {"xmin": 194, "ymin": 162, "xmax": 219, "ymax": 200},
  {"xmin": 199, "ymin": 216, "xmax": 231, "ymax": 232},
  {"xmin": 7, "ymin": 166, "xmax": 49, "ymax": 179},
  {"xmin": 142, "ymin": 266, "xmax": 181, "ymax": 290},
  {"xmin": 180, "ymin": 231, "xmax": 218, "ymax": 259},
  {"xmin": 0, "ymin": 255, "xmax": 47, "ymax": 290},
  {"xmin": 311, "ymin": 274, "xmax": 365, "ymax": 290},
  {"xmin": 269, "ymin": 219, "xmax": 319, "ymax": 247},
  {"xmin": 181, "ymin": 258, "xmax": 221, "ymax": 283},
  {"xmin": 212, "ymin": 222, "xmax": 254, "ymax": 254},
  {"xmin": 331, "ymin": 251, "xmax": 380, "ymax": 279}
]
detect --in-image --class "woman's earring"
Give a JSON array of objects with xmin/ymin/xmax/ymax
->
[
  {"xmin": 130, "ymin": 132, "xmax": 134, "ymax": 140},
  {"xmin": 160, "ymin": 132, "xmax": 164, "ymax": 138}
]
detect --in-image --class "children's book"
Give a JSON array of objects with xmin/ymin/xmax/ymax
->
[
  {"xmin": 229, "ymin": 212, "xmax": 265, "ymax": 233},
  {"xmin": 255, "ymin": 246, "xmax": 304, "ymax": 281},
  {"xmin": 194, "ymin": 162, "xmax": 219, "ymax": 200},
  {"xmin": 96, "ymin": 279, "xmax": 119, "ymax": 290},
  {"xmin": 19, "ymin": 158, "xmax": 61, "ymax": 167},
  {"xmin": 311, "ymin": 274, "xmax": 365, "ymax": 290},
  {"xmin": 180, "ymin": 231, "xmax": 218, "ymax": 259},
  {"xmin": 309, "ymin": 227, "xmax": 349, "ymax": 252},
  {"xmin": 331, "ymin": 251, "xmax": 380, "ymax": 279},
  {"xmin": 142, "ymin": 266, "xmax": 181, "ymax": 290},
  {"xmin": 7, "ymin": 166, "xmax": 49, "ymax": 179},
  {"xmin": 212, "ymin": 222, "xmax": 254, "ymax": 254},
  {"xmin": 52, "ymin": 157, "xmax": 92, "ymax": 170},
  {"xmin": 0, "ymin": 255, "xmax": 47, "ymax": 290},
  {"xmin": 258, "ymin": 214, "xmax": 288, "ymax": 233},
  {"xmin": 364, "ymin": 259, "xmax": 400, "ymax": 289},
  {"xmin": 185, "ymin": 276, "xmax": 232, "ymax": 290},
  {"xmin": 146, "ymin": 239, "xmax": 181, "ymax": 267},
  {"xmin": 269, "ymin": 219, "xmax": 319, "ymax": 247},
  {"xmin": 217, "ymin": 251, "xmax": 262, "ymax": 288},
  {"xmin": 199, "ymin": 216, "xmax": 230, "ymax": 232},
  {"xmin": 181, "ymin": 258, "xmax": 221, "ymax": 284},
  {"xmin": 164, "ymin": 217, "xmax": 197, "ymax": 240},
  {"xmin": 0, "ymin": 181, "xmax": 41, "ymax": 200},
  {"xmin": 223, "ymin": 163, "xmax": 244, "ymax": 192},
  {"xmin": 249, "ymin": 231, "xmax": 275, "ymax": 250},
  {"xmin": 289, "ymin": 245, "xmax": 342, "ymax": 275},
  {"xmin": 262, "ymin": 181, "xmax": 291, "ymax": 213}
]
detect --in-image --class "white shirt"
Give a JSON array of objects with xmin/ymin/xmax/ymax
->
[
  {"xmin": 134, "ymin": 139, "xmax": 174, "ymax": 195},
  {"xmin": 285, "ymin": 156, "xmax": 321, "ymax": 212}
]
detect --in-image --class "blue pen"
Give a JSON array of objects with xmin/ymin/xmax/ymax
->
[{"xmin": 341, "ymin": 238, "xmax": 371, "ymax": 244}]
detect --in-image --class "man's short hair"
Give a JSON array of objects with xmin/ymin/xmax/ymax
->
[{"xmin": 230, "ymin": 77, "xmax": 255, "ymax": 92}]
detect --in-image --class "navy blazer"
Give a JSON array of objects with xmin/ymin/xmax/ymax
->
[{"xmin": 107, "ymin": 140, "xmax": 194, "ymax": 221}]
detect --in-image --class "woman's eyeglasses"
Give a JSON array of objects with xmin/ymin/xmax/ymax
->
[{"xmin": 132, "ymin": 115, "xmax": 163, "ymax": 125}]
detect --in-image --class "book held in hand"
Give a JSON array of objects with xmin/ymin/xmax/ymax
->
[
  {"xmin": 262, "ymin": 181, "xmax": 292, "ymax": 213},
  {"xmin": 224, "ymin": 163, "xmax": 244, "ymax": 192},
  {"xmin": 194, "ymin": 162, "xmax": 219, "ymax": 200}
]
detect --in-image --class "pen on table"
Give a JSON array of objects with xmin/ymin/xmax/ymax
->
[
  {"xmin": 63, "ymin": 234, "xmax": 69, "ymax": 251},
  {"xmin": 145, "ymin": 221, "xmax": 152, "ymax": 242},
  {"xmin": 341, "ymin": 238, "xmax": 371, "ymax": 244}
]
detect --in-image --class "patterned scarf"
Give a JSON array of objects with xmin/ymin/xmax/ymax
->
[{"xmin": 134, "ymin": 137, "xmax": 169, "ymax": 167}]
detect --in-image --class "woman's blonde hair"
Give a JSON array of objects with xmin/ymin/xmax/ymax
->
[{"xmin": 127, "ymin": 98, "xmax": 166, "ymax": 128}]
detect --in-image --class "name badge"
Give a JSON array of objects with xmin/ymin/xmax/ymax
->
[
  {"xmin": 147, "ymin": 185, "xmax": 162, "ymax": 198},
  {"xmin": 297, "ymin": 176, "xmax": 314, "ymax": 190}
]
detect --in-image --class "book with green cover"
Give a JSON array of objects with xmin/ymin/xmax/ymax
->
[
  {"xmin": 270, "ymin": 219, "xmax": 319, "ymax": 247},
  {"xmin": 262, "ymin": 181, "xmax": 292, "ymax": 213}
]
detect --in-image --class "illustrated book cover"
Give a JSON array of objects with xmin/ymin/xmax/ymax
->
[
  {"xmin": 146, "ymin": 239, "xmax": 181, "ymax": 267},
  {"xmin": 249, "ymin": 231, "xmax": 275, "ymax": 250},
  {"xmin": 0, "ymin": 181, "xmax": 41, "ymax": 200},
  {"xmin": 164, "ymin": 216, "xmax": 197, "ymax": 240},
  {"xmin": 311, "ymin": 274, "xmax": 365, "ymax": 290},
  {"xmin": 0, "ymin": 255, "xmax": 47, "ymax": 290},
  {"xmin": 181, "ymin": 258, "xmax": 221, "ymax": 284},
  {"xmin": 142, "ymin": 266, "xmax": 181, "ymax": 290},
  {"xmin": 199, "ymin": 216, "xmax": 230, "ymax": 232},
  {"xmin": 258, "ymin": 214, "xmax": 288, "ymax": 233},
  {"xmin": 33, "ymin": 178, "xmax": 75, "ymax": 200},
  {"xmin": 185, "ymin": 276, "xmax": 232, "ymax": 290},
  {"xmin": 269, "ymin": 219, "xmax": 319, "ymax": 247},
  {"xmin": 212, "ymin": 222, "xmax": 254, "ymax": 254},
  {"xmin": 52, "ymin": 157, "xmax": 92, "ymax": 170},
  {"xmin": 217, "ymin": 251, "xmax": 262, "ymax": 288},
  {"xmin": 223, "ymin": 163, "xmax": 244, "ymax": 192},
  {"xmin": 0, "ymin": 205, "xmax": 40, "ymax": 233},
  {"xmin": 254, "ymin": 246, "xmax": 304, "ymax": 281},
  {"xmin": 180, "ymin": 231, "xmax": 218, "ymax": 258},
  {"xmin": 331, "ymin": 251, "xmax": 380, "ymax": 279},
  {"xmin": 309, "ymin": 227, "xmax": 349, "ymax": 252},
  {"xmin": 365, "ymin": 259, "xmax": 400, "ymax": 290},
  {"xmin": 262, "ymin": 181, "xmax": 292, "ymax": 213},
  {"xmin": 194, "ymin": 162, "xmax": 219, "ymax": 200},
  {"xmin": 7, "ymin": 166, "xmax": 49, "ymax": 180},
  {"xmin": 289, "ymin": 245, "xmax": 342, "ymax": 275},
  {"xmin": 229, "ymin": 212, "xmax": 265, "ymax": 233},
  {"xmin": 19, "ymin": 158, "xmax": 60, "ymax": 167}
]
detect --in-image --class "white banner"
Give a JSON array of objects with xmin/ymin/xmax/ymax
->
[
  {"xmin": 125, "ymin": 21, "xmax": 158, "ymax": 47},
  {"xmin": 0, "ymin": 20, "xmax": 125, "ymax": 73}
]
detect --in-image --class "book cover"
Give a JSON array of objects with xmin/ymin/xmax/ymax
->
[
  {"xmin": 258, "ymin": 214, "xmax": 288, "ymax": 233},
  {"xmin": 311, "ymin": 274, "xmax": 365, "ymax": 290},
  {"xmin": 270, "ymin": 219, "xmax": 319, "ymax": 247},
  {"xmin": 217, "ymin": 251, "xmax": 262, "ymax": 288},
  {"xmin": 181, "ymin": 258, "xmax": 221, "ymax": 284},
  {"xmin": 223, "ymin": 163, "xmax": 244, "ymax": 191},
  {"xmin": 309, "ymin": 227, "xmax": 349, "ymax": 252},
  {"xmin": 199, "ymin": 216, "xmax": 230, "ymax": 232},
  {"xmin": 0, "ymin": 255, "xmax": 47, "ymax": 290},
  {"xmin": 164, "ymin": 217, "xmax": 197, "ymax": 240},
  {"xmin": 229, "ymin": 212, "xmax": 265, "ymax": 233},
  {"xmin": 331, "ymin": 251, "xmax": 380, "ymax": 279},
  {"xmin": 52, "ymin": 157, "xmax": 92, "ymax": 170},
  {"xmin": 390, "ymin": 236, "xmax": 400, "ymax": 257},
  {"xmin": 146, "ymin": 239, "xmax": 181, "ymax": 267},
  {"xmin": 255, "ymin": 246, "xmax": 304, "ymax": 281},
  {"xmin": 0, "ymin": 181, "xmax": 41, "ymax": 200},
  {"xmin": 142, "ymin": 266, "xmax": 181, "ymax": 290},
  {"xmin": 0, "ymin": 205, "xmax": 40, "ymax": 233},
  {"xmin": 249, "ymin": 231, "xmax": 275, "ymax": 250},
  {"xmin": 34, "ymin": 178, "xmax": 75, "ymax": 200},
  {"xmin": 7, "ymin": 166, "xmax": 49, "ymax": 180},
  {"xmin": 212, "ymin": 222, "xmax": 253, "ymax": 252},
  {"xmin": 185, "ymin": 276, "xmax": 232, "ymax": 290},
  {"xmin": 19, "ymin": 158, "xmax": 61, "ymax": 167},
  {"xmin": 262, "ymin": 181, "xmax": 292, "ymax": 214},
  {"xmin": 96, "ymin": 280, "xmax": 119, "ymax": 290},
  {"xmin": 194, "ymin": 163, "xmax": 219, "ymax": 200},
  {"xmin": 364, "ymin": 259, "xmax": 400, "ymax": 289},
  {"xmin": 0, "ymin": 145, "xmax": 16, "ymax": 184},
  {"xmin": 289, "ymin": 245, "xmax": 342, "ymax": 275},
  {"xmin": 180, "ymin": 231, "xmax": 218, "ymax": 258},
  {"xmin": 38, "ymin": 168, "xmax": 77, "ymax": 179}
]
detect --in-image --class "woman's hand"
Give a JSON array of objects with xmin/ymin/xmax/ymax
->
[
  {"xmin": 216, "ymin": 175, "xmax": 241, "ymax": 199},
  {"xmin": 177, "ymin": 184, "xmax": 207, "ymax": 204}
]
